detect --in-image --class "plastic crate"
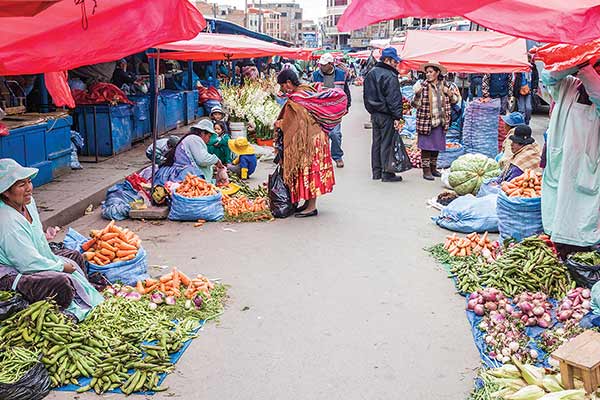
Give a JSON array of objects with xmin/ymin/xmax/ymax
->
[
  {"xmin": 129, "ymin": 95, "xmax": 151, "ymax": 142},
  {"xmin": 183, "ymin": 91, "xmax": 197, "ymax": 125},
  {"xmin": 0, "ymin": 123, "xmax": 47, "ymax": 167},
  {"xmin": 76, "ymin": 104, "xmax": 133, "ymax": 157},
  {"xmin": 30, "ymin": 161, "xmax": 52, "ymax": 187},
  {"xmin": 45, "ymin": 116, "xmax": 73, "ymax": 177},
  {"xmin": 160, "ymin": 90, "xmax": 184, "ymax": 131}
]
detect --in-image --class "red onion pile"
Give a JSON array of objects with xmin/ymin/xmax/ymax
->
[
  {"xmin": 512, "ymin": 292, "xmax": 553, "ymax": 328},
  {"xmin": 466, "ymin": 288, "xmax": 511, "ymax": 317},
  {"xmin": 557, "ymin": 287, "xmax": 592, "ymax": 322},
  {"xmin": 478, "ymin": 313, "xmax": 535, "ymax": 364}
]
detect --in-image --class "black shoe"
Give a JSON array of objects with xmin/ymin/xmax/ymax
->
[
  {"xmin": 295, "ymin": 209, "xmax": 318, "ymax": 218},
  {"xmin": 382, "ymin": 174, "xmax": 403, "ymax": 182},
  {"xmin": 431, "ymin": 170, "xmax": 442, "ymax": 178},
  {"xmin": 372, "ymin": 173, "xmax": 382, "ymax": 180},
  {"xmin": 295, "ymin": 202, "xmax": 309, "ymax": 213}
]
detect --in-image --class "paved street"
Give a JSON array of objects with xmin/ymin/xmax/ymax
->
[{"xmin": 48, "ymin": 87, "xmax": 549, "ymax": 400}]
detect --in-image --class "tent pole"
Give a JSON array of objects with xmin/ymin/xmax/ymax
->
[{"xmin": 150, "ymin": 49, "xmax": 161, "ymax": 193}]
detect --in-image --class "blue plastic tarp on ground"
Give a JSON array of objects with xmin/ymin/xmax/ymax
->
[{"xmin": 54, "ymin": 320, "xmax": 205, "ymax": 395}]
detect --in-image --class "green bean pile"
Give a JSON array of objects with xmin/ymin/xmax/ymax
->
[{"xmin": 0, "ymin": 347, "xmax": 39, "ymax": 384}]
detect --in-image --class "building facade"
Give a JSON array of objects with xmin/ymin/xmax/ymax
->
[
  {"xmin": 246, "ymin": 7, "xmax": 282, "ymax": 38},
  {"xmin": 195, "ymin": 1, "xmax": 245, "ymax": 27},
  {"xmin": 301, "ymin": 20, "xmax": 319, "ymax": 48},
  {"xmin": 253, "ymin": 2, "xmax": 303, "ymax": 45}
]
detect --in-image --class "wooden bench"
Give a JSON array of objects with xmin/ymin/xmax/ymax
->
[{"xmin": 551, "ymin": 330, "xmax": 600, "ymax": 394}]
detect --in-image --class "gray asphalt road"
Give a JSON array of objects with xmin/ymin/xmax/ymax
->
[{"xmin": 47, "ymin": 88, "xmax": 549, "ymax": 400}]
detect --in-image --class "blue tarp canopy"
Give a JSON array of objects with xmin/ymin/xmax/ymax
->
[{"xmin": 204, "ymin": 18, "xmax": 293, "ymax": 47}]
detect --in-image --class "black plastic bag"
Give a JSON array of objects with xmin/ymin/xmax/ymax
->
[
  {"xmin": 0, "ymin": 293, "xmax": 28, "ymax": 321},
  {"xmin": 0, "ymin": 363, "xmax": 51, "ymax": 400},
  {"xmin": 387, "ymin": 133, "xmax": 412, "ymax": 173},
  {"xmin": 566, "ymin": 256, "xmax": 600, "ymax": 288},
  {"xmin": 268, "ymin": 166, "xmax": 294, "ymax": 219}
]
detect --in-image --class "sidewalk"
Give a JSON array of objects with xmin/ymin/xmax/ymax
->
[{"xmin": 35, "ymin": 124, "xmax": 275, "ymax": 228}]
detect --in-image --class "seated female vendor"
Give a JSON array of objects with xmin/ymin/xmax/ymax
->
[
  {"xmin": 152, "ymin": 119, "xmax": 224, "ymax": 186},
  {"xmin": 0, "ymin": 159, "xmax": 103, "ymax": 321},
  {"xmin": 497, "ymin": 125, "xmax": 541, "ymax": 183}
]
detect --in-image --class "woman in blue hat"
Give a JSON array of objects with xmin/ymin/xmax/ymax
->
[{"xmin": 0, "ymin": 159, "xmax": 103, "ymax": 320}]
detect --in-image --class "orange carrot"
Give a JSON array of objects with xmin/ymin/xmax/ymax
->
[
  {"xmin": 136, "ymin": 280, "xmax": 145, "ymax": 294},
  {"xmin": 116, "ymin": 249, "xmax": 137, "ymax": 258},
  {"xmin": 159, "ymin": 273, "xmax": 173, "ymax": 283},
  {"xmin": 81, "ymin": 238, "xmax": 97, "ymax": 252},
  {"xmin": 179, "ymin": 271, "xmax": 191, "ymax": 287}
]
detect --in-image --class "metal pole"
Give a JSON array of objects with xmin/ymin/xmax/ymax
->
[
  {"xmin": 39, "ymin": 74, "xmax": 49, "ymax": 113},
  {"xmin": 150, "ymin": 49, "xmax": 160, "ymax": 192}
]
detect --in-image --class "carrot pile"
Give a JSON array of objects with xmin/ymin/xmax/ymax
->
[
  {"xmin": 444, "ymin": 232, "xmax": 494, "ymax": 257},
  {"xmin": 501, "ymin": 169, "xmax": 542, "ymax": 198},
  {"xmin": 136, "ymin": 268, "xmax": 215, "ymax": 299},
  {"xmin": 82, "ymin": 221, "xmax": 141, "ymax": 266},
  {"xmin": 176, "ymin": 174, "xmax": 218, "ymax": 198},
  {"xmin": 222, "ymin": 194, "xmax": 272, "ymax": 222}
]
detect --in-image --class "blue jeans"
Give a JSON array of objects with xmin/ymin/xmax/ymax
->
[
  {"xmin": 517, "ymin": 94, "xmax": 533, "ymax": 124},
  {"xmin": 329, "ymin": 123, "xmax": 344, "ymax": 161}
]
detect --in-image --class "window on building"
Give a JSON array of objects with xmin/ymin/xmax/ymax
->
[
  {"xmin": 334, "ymin": 0, "xmax": 347, "ymax": 5},
  {"xmin": 297, "ymin": 23, "xmax": 302, "ymax": 29},
  {"xmin": 280, "ymin": 12, "xmax": 287, "ymax": 17},
  {"xmin": 334, "ymin": 14, "xmax": 341, "ymax": 25},
  {"xmin": 294, "ymin": 12, "xmax": 302, "ymax": 19},
  {"xmin": 220, "ymin": 10, "xmax": 226, "ymax": 15}
]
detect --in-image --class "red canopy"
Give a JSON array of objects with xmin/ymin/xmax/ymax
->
[
  {"xmin": 0, "ymin": 0, "xmax": 205, "ymax": 75},
  {"xmin": 337, "ymin": 0, "xmax": 600, "ymax": 45},
  {"xmin": 347, "ymin": 50, "xmax": 381, "ymax": 60},
  {"xmin": 0, "ymin": 0, "xmax": 62, "ymax": 17},
  {"xmin": 155, "ymin": 33, "xmax": 311, "ymax": 61},
  {"xmin": 398, "ymin": 30, "xmax": 530, "ymax": 73},
  {"xmin": 532, "ymin": 39, "xmax": 600, "ymax": 71},
  {"xmin": 337, "ymin": 0, "xmax": 498, "ymax": 32},
  {"xmin": 464, "ymin": 0, "xmax": 600, "ymax": 45}
]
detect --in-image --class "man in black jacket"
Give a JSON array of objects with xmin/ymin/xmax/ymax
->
[{"xmin": 363, "ymin": 47, "xmax": 404, "ymax": 182}]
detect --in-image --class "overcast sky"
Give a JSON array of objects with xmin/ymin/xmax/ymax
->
[{"xmin": 217, "ymin": 0, "xmax": 327, "ymax": 23}]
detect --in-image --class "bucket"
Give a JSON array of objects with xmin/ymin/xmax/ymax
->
[{"xmin": 230, "ymin": 122, "xmax": 247, "ymax": 139}]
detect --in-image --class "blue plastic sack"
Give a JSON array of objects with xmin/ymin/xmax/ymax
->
[
  {"xmin": 101, "ymin": 181, "xmax": 141, "ymax": 221},
  {"xmin": 168, "ymin": 191, "xmax": 224, "ymax": 222},
  {"xmin": 437, "ymin": 143, "xmax": 465, "ymax": 169},
  {"xmin": 477, "ymin": 178, "xmax": 501, "ymax": 197},
  {"xmin": 63, "ymin": 228, "xmax": 149, "ymax": 286},
  {"xmin": 400, "ymin": 114, "xmax": 416, "ymax": 139},
  {"xmin": 462, "ymin": 99, "xmax": 500, "ymax": 159},
  {"xmin": 496, "ymin": 190, "xmax": 543, "ymax": 242},
  {"xmin": 433, "ymin": 194, "xmax": 499, "ymax": 233},
  {"xmin": 401, "ymin": 85, "xmax": 414, "ymax": 101}
]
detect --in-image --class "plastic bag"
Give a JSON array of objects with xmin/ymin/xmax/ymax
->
[
  {"xmin": 0, "ymin": 362, "xmax": 51, "ymax": 400},
  {"xmin": 168, "ymin": 190, "xmax": 224, "ymax": 222},
  {"xmin": 268, "ymin": 166, "xmax": 294, "ymax": 219},
  {"xmin": 399, "ymin": 114, "xmax": 416, "ymax": 139},
  {"xmin": 0, "ymin": 123, "xmax": 8, "ymax": 137},
  {"xmin": 497, "ymin": 191, "xmax": 543, "ymax": 242},
  {"xmin": 566, "ymin": 253, "xmax": 600, "ymax": 289},
  {"xmin": 0, "ymin": 293, "xmax": 28, "ymax": 321},
  {"xmin": 101, "ymin": 181, "xmax": 141, "ymax": 221},
  {"xmin": 433, "ymin": 194, "xmax": 499, "ymax": 233},
  {"xmin": 216, "ymin": 166, "xmax": 229, "ymax": 186},
  {"xmin": 387, "ymin": 133, "xmax": 412, "ymax": 173},
  {"xmin": 438, "ymin": 143, "xmax": 465, "ymax": 169},
  {"xmin": 477, "ymin": 178, "xmax": 501, "ymax": 197},
  {"xmin": 63, "ymin": 228, "xmax": 149, "ymax": 286}
]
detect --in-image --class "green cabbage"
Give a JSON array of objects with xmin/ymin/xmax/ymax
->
[{"xmin": 448, "ymin": 154, "xmax": 501, "ymax": 195}]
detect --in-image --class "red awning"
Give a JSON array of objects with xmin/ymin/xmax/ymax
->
[
  {"xmin": 155, "ymin": 33, "xmax": 311, "ymax": 61},
  {"xmin": 398, "ymin": 30, "xmax": 530, "ymax": 73},
  {"xmin": 337, "ymin": 0, "xmax": 498, "ymax": 33},
  {"xmin": 0, "ymin": 0, "xmax": 62, "ymax": 17},
  {"xmin": 347, "ymin": 50, "xmax": 381, "ymax": 60},
  {"xmin": 337, "ymin": 0, "xmax": 600, "ymax": 45},
  {"xmin": 0, "ymin": 0, "xmax": 205, "ymax": 75},
  {"xmin": 532, "ymin": 40, "xmax": 600, "ymax": 71},
  {"xmin": 465, "ymin": 0, "xmax": 600, "ymax": 45}
]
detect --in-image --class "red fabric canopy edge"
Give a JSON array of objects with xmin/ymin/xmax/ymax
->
[{"xmin": 532, "ymin": 40, "xmax": 600, "ymax": 72}]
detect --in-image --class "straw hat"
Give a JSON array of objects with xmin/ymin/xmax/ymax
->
[
  {"xmin": 228, "ymin": 137, "xmax": 255, "ymax": 156},
  {"xmin": 421, "ymin": 61, "xmax": 448, "ymax": 75},
  {"xmin": 0, "ymin": 158, "xmax": 38, "ymax": 194}
]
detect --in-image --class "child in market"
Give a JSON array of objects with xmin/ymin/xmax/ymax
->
[
  {"xmin": 209, "ymin": 105, "xmax": 230, "ymax": 134},
  {"xmin": 207, "ymin": 121, "xmax": 234, "ymax": 165},
  {"xmin": 227, "ymin": 137, "xmax": 257, "ymax": 180}
]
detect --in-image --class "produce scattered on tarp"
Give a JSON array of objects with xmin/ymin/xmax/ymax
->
[{"xmin": 81, "ymin": 221, "xmax": 141, "ymax": 266}]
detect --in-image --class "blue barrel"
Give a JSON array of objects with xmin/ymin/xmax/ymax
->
[
  {"xmin": 160, "ymin": 90, "xmax": 184, "ymax": 131},
  {"xmin": 183, "ymin": 91, "xmax": 197, "ymax": 125},
  {"xmin": 75, "ymin": 104, "xmax": 133, "ymax": 157}
]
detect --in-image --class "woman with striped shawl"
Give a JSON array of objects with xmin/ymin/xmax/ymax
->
[
  {"xmin": 275, "ymin": 69, "xmax": 348, "ymax": 218},
  {"xmin": 412, "ymin": 61, "xmax": 460, "ymax": 181}
]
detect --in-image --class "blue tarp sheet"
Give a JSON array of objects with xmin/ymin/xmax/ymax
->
[{"xmin": 54, "ymin": 319, "xmax": 205, "ymax": 395}]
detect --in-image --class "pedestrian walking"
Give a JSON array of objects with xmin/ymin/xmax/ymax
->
[
  {"xmin": 483, "ymin": 72, "xmax": 514, "ymax": 115},
  {"xmin": 412, "ymin": 61, "xmax": 460, "ymax": 181},
  {"xmin": 312, "ymin": 53, "xmax": 351, "ymax": 168},
  {"xmin": 363, "ymin": 47, "xmax": 404, "ymax": 182},
  {"xmin": 454, "ymin": 72, "xmax": 470, "ymax": 100},
  {"xmin": 513, "ymin": 58, "xmax": 539, "ymax": 124},
  {"xmin": 469, "ymin": 73, "xmax": 484, "ymax": 99},
  {"xmin": 274, "ymin": 69, "xmax": 347, "ymax": 218}
]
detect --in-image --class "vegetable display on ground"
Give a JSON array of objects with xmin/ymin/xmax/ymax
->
[
  {"xmin": 81, "ymin": 221, "xmax": 141, "ymax": 266},
  {"xmin": 176, "ymin": 174, "xmax": 218, "ymax": 198},
  {"xmin": 501, "ymin": 170, "xmax": 542, "ymax": 198},
  {"xmin": 448, "ymin": 154, "xmax": 501, "ymax": 196}
]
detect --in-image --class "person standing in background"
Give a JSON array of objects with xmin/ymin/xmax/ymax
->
[
  {"xmin": 483, "ymin": 72, "xmax": 514, "ymax": 115},
  {"xmin": 363, "ymin": 48, "xmax": 404, "ymax": 183},
  {"xmin": 312, "ymin": 53, "xmax": 351, "ymax": 168},
  {"xmin": 514, "ymin": 58, "xmax": 539, "ymax": 124},
  {"xmin": 469, "ymin": 73, "xmax": 484, "ymax": 99},
  {"xmin": 413, "ymin": 61, "xmax": 460, "ymax": 181}
]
